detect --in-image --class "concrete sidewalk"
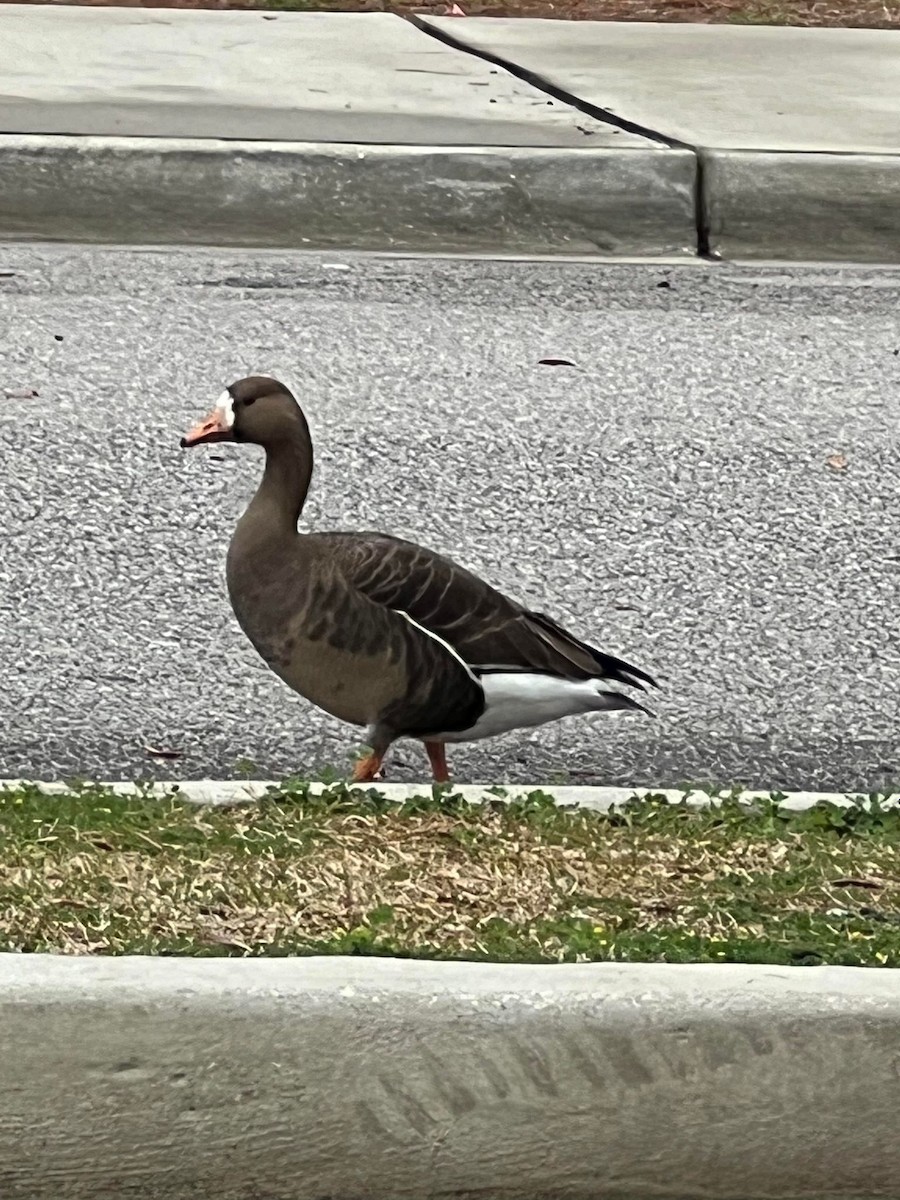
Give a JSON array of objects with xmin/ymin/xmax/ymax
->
[
  {"xmin": 2, "ymin": 954, "xmax": 899, "ymax": 1200},
  {"xmin": 0, "ymin": 5, "xmax": 898, "ymax": 259}
]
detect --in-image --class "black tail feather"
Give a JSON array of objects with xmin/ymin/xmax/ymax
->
[
  {"xmin": 600, "ymin": 690, "xmax": 656, "ymax": 717},
  {"xmin": 621, "ymin": 693, "xmax": 656, "ymax": 717},
  {"xmin": 528, "ymin": 610, "xmax": 660, "ymax": 692}
]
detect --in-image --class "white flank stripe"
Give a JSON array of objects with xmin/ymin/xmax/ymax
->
[{"xmin": 394, "ymin": 610, "xmax": 479, "ymax": 682}]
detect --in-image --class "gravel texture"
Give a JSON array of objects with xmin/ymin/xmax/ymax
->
[{"xmin": 0, "ymin": 245, "xmax": 898, "ymax": 790}]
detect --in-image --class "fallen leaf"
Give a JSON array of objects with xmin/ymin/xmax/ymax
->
[
  {"xmin": 538, "ymin": 358, "xmax": 577, "ymax": 367},
  {"xmin": 858, "ymin": 906, "xmax": 900, "ymax": 925},
  {"xmin": 4, "ymin": 388, "xmax": 38, "ymax": 399},
  {"xmin": 831, "ymin": 877, "xmax": 882, "ymax": 890},
  {"xmin": 145, "ymin": 744, "xmax": 183, "ymax": 760},
  {"xmin": 203, "ymin": 931, "xmax": 253, "ymax": 951},
  {"xmin": 826, "ymin": 453, "xmax": 848, "ymax": 472}
]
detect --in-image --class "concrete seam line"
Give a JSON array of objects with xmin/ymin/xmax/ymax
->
[
  {"xmin": 407, "ymin": 13, "xmax": 688, "ymax": 151},
  {"xmin": 0, "ymin": 778, "xmax": 893, "ymax": 811}
]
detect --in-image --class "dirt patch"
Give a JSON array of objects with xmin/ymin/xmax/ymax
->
[{"xmin": 3, "ymin": 0, "xmax": 899, "ymax": 28}]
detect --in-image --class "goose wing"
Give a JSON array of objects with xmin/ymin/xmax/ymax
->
[{"xmin": 317, "ymin": 531, "xmax": 658, "ymax": 692}]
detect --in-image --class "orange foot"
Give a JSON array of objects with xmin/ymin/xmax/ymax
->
[
  {"xmin": 424, "ymin": 740, "xmax": 450, "ymax": 784},
  {"xmin": 351, "ymin": 750, "xmax": 385, "ymax": 784}
]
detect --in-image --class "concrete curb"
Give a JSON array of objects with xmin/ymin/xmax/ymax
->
[
  {"xmin": 0, "ymin": 135, "xmax": 697, "ymax": 257},
  {"xmin": 1, "ymin": 954, "xmax": 898, "ymax": 1199},
  {"xmin": 1, "ymin": 778, "xmax": 891, "ymax": 811},
  {"xmin": 705, "ymin": 149, "xmax": 900, "ymax": 263}
]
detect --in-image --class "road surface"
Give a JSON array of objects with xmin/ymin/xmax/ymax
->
[{"xmin": 1, "ymin": 245, "xmax": 897, "ymax": 791}]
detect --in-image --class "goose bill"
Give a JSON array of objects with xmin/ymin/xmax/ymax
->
[{"xmin": 180, "ymin": 405, "xmax": 234, "ymax": 448}]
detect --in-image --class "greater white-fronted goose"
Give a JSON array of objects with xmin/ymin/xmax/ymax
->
[{"xmin": 181, "ymin": 376, "xmax": 657, "ymax": 784}]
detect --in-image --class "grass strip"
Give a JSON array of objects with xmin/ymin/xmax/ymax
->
[{"xmin": 1, "ymin": 783, "xmax": 898, "ymax": 966}]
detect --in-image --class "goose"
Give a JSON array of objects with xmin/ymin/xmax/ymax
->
[{"xmin": 181, "ymin": 376, "xmax": 657, "ymax": 784}]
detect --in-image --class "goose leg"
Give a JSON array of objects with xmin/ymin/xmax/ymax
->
[
  {"xmin": 424, "ymin": 740, "xmax": 450, "ymax": 784},
  {"xmin": 350, "ymin": 729, "xmax": 391, "ymax": 784},
  {"xmin": 351, "ymin": 749, "xmax": 385, "ymax": 784}
]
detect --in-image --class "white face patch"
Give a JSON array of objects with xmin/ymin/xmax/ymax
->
[{"xmin": 216, "ymin": 389, "xmax": 236, "ymax": 429}]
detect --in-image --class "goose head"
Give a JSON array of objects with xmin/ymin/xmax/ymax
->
[{"xmin": 180, "ymin": 376, "xmax": 303, "ymax": 449}]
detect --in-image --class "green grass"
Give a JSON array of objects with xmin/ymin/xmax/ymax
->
[
  {"xmin": 726, "ymin": 4, "xmax": 792, "ymax": 23},
  {"xmin": 1, "ymin": 783, "xmax": 898, "ymax": 965}
]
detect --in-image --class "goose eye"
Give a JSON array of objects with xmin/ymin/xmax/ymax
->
[{"xmin": 244, "ymin": 397, "xmax": 257, "ymax": 407}]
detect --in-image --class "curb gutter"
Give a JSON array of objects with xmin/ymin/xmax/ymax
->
[{"xmin": 0, "ymin": 955, "xmax": 898, "ymax": 1199}]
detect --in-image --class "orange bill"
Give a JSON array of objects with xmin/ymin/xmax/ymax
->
[{"xmin": 180, "ymin": 408, "xmax": 234, "ymax": 448}]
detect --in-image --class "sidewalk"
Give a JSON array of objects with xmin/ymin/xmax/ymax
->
[
  {"xmin": 0, "ymin": 3, "xmax": 898, "ymax": 257},
  {"xmin": 2, "ymin": 954, "xmax": 900, "ymax": 1200}
]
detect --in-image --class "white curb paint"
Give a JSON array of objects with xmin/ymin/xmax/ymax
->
[
  {"xmin": 0, "ymin": 778, "xmax": 891, "ymax": 811},
  {"xmin": 0, "ymin": 955, "xmax": 899, "ymax": 1200}
]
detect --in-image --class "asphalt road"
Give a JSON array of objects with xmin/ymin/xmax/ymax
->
[{"xmin": 0, "ymin": 245, "xmax": 898, "ymax": 791}]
